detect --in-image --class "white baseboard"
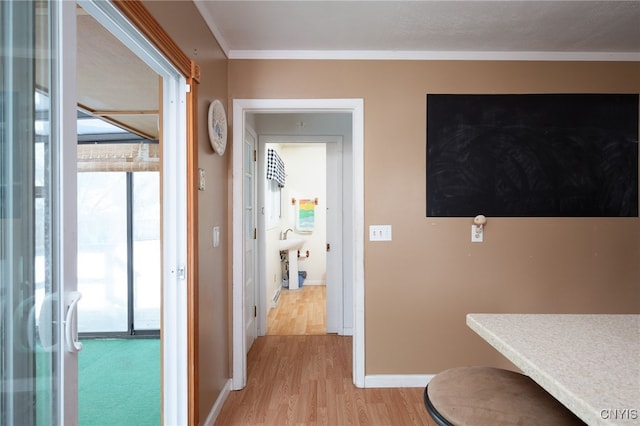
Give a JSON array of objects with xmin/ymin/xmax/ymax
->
[
  {"xmin": 341, "ymin": 326, "xmax": 353, "ymax": 336},
  {"xmin": 202, "ymin": 378, "xmax": 232, "ymax": 426},
  {"xmin": 301, "ymin": 280, "xmax": 324, "ymax": 286},
  {"xmin": 364, "ymin": 374, "xmax": 434, "ymax": 388}
]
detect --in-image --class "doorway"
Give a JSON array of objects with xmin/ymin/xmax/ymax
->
[
  {"xmin": 75, "ymin": 4, "xmax": 162, "ymax": 340},
  {"xmin": 232, "ymin": 99, "xmax": 365, "ymax": 390},
  {"xmin": 77, "ymin": 0, "xmax": 190, "ymax": 423},
  {"xmin": 257, "ymin": 136, "xmax": 342, "ymax": 337},
  {"xmin": 1, "ymin": 0, "xmax": 189, "ymax": 423}
]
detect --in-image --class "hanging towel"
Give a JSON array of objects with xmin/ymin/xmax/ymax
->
[
  {"xmin": 266, "ymin": 148, "xmax": 286, "ymax": 188},
  {"xmin": 297, "ymin": 198, "xmax": 315, "ymax": 232}
]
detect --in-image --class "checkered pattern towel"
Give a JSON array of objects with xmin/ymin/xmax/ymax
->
[{"xmin": 266, "ymin": 148, "xmax": 286, "ymax": 188}]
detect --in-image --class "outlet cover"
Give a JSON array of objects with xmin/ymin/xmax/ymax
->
[{"xmin": 471, "ymin": 225, "xmax": 483, "ymax": 243}]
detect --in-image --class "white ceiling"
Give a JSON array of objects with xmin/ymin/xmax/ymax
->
[{"xmin": 194, "ymin": 1, "xmax": 640, "ymax": 61}]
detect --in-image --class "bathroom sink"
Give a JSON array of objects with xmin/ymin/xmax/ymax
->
[{"xmin": 279, "ymin": 238, "xmax": 304, "ymax": 251}]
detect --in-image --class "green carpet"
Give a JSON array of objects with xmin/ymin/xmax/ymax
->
[{"xmin": 79, "ymin": 339, "xmax": 160, "ymax": 426}]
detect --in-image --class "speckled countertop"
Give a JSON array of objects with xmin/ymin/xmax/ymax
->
[{"xmin": 467, "ymin": 314, "xmax": 640, "ymax": 426}]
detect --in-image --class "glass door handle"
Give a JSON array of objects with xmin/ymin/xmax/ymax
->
[
  {"xmin": 64, "ymin": 291, "xmax": 83, "ymax": 353},
  {"xmin": 37, "ymin": 294, "xmax": 56, "ymax": 352}
]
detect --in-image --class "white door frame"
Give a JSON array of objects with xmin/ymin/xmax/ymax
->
[
  {"xmin": 59, "ymin": 2, "xmax": 79, "ymax": 422},
  {"xmin": 77, "ymin": 1, "xmax": 189, "ymax": 423},
  {"xmin": 232, "ymin": 99, "xmax": 365, "ymax": 389}
]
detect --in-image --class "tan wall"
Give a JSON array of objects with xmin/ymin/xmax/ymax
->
[
  {"xmin": 229, "ymin": 60, "xmax": 640, "ymax": 374},
  {"xmin": 143, "ymin": 1, "xmax": 231, "ymax": 421}
]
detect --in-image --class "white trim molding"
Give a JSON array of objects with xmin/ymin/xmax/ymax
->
[
  {"xmin": 193, "ymin": 1, "xmax": 230, "ymax": 57},
  {"xmin": 364, "ymin": 374, "xmax": 435, "ymax": 389},
  {"xmin": 232, "ymin": 98, "xmax": 365, "ymax": 390},
  {"xmin": 231, "ymin": 102, "xmax": 246, "ymax": 390},
  {"xmin": 202, "ymin": 379, "xmax": 232, "ymax": 426},
  {"xmin": 228, "ymin": 49, "xmax": 640, "ymax": 62}
]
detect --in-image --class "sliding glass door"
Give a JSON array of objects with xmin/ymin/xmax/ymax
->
[
  {"xmin": 132, "ymin": 172, "xmax": 161, "ymax": 332},
  {"xmin": 77, "ymin": 172, "xmax": 128, "ymax": 333},
  {"xmin": 1, "ymin": 1, "xmax": 78, "ymax": 425},
  {"xmin": 77, "ymin": 171, "xmax": 160, "ymax": 335},
  {"xmin": 1, "ymin": 2, "xmax": 42, "ymax": 422}
]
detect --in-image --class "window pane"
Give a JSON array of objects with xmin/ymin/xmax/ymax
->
[
  {"xmin": 77, "ymin": 172, "xmax": 128, "ymax": 332},
  {"xmin": 133, "ymin": 172, "xmax": 160, "ymax": 330},
  {"xmin": 2, "ymin": 2, "xmax": 59, "ymax": 423}
]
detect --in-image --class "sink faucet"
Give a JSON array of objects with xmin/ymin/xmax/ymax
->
[{"xmin": 283, "ymin": 228, "xmax": 293, "ymax": 239}]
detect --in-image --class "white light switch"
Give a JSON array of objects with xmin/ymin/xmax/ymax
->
[
  {"xmin": 369, "ymin": 225, "xmax": 392, "ymax": 241},
  {"xmin": 213, "ymin": 226, "xmax": 220, "ymax": 247},
  {"xmin": 198, "ymin": 168, "xmax": 206, "ymax": 191}
]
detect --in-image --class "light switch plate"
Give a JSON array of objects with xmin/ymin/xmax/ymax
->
[
  {"xmin": 213, "ymin": 226, "xmax": 220, "ymax": 247},
  {"xmin": 369, "ymin": 225, "xmax": 392, "ymax": 241},
  {"xmin": 198, "ymin": 168, "xmax": 206, "ymax": 191}
]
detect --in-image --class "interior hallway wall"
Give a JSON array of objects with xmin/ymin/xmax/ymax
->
[{"xmin": 229, "ymin": 60, "xmax": 640, "ymax": 375}]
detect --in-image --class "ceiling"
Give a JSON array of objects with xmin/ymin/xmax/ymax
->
[
  {"xmin": 74, "ymin": 1, "xmax": 638, "ymax": 142},
  {"xmin": 195, "ymin": 0, "xmax": 640, "ymax": 60}
]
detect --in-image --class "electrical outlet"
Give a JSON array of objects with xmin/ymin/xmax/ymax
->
[{"xmin": 471, "ymin": 225, "xmax": 483, "ymax": 242}]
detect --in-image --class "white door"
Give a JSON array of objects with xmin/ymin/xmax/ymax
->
[
  {"xmin": 1, "ymin": 1, "xmax": 80, "ymax": 424},
  {"xmin": 325, "ymin": 141, "xmax": 343, "ymax": 334},
  {"xmin": 244, "ymin": 128, "xmax": 258, "ymax": 353}
]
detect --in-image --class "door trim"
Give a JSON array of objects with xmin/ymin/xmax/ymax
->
[
  {"xmin": 58, "ymin": 2, "xmax": 79, "ymax": 423},
  {"xmin": 232, "ymin": 99, "xmax": 365, "ymax": 389}
]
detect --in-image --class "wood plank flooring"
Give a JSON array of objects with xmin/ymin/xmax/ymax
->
[
  {"xmin": 267, "ymin": 285, "xmax": 326, "ymax": 335},
  {"xmin": 215, "ymin": 335, "xmax": 436, "ymax": 426}
]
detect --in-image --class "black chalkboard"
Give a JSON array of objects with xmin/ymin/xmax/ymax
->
[{"xmin": 426, "ymin": 94, "xmax": 639, "ymax": 217}]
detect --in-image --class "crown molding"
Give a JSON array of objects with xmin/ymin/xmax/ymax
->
[{"xmin": 228, "ymin": 49, "xmax": 640, "ymax": 62}]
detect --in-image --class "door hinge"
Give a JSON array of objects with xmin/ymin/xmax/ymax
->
[
  {"xmin": 253, "ymin": 228, "xmax": 257, "ymax": 239},
  {"xmin": 326, "ymin": 243, "xmax": 331, "ymax": 252},
  {"xmin": 254, "ymin": 306, "xmax": 257, "ymax": 318},
  {"xmin": 253, "ymin": 150, "xmax": 257, "ymax": 162}
]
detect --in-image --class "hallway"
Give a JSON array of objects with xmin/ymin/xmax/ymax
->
[{"xmin": 215, "ymin": 335, "xmax": 435, "ymax": 425}]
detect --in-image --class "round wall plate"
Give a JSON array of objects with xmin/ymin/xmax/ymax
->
[{"xmin": 208, "ymin": 99, "xmax": 227, "ymax": 155}]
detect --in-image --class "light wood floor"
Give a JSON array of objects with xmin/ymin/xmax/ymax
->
[
  {"xmin": 215, "ymin": 335, "xmax": 436, "ymax": 425},
  {"xmin": 267, "ymin": 285, "xmax": 326, "ymax": 335}
]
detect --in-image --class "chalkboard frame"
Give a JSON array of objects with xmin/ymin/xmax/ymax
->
[{"xmin": 426, "ymin": 93, "xmax": 639, "ymax": 217}]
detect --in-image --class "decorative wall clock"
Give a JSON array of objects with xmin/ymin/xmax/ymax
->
[{"xmin": 208, "ymin": 99, "xmax": 227, "ymax": 155}]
